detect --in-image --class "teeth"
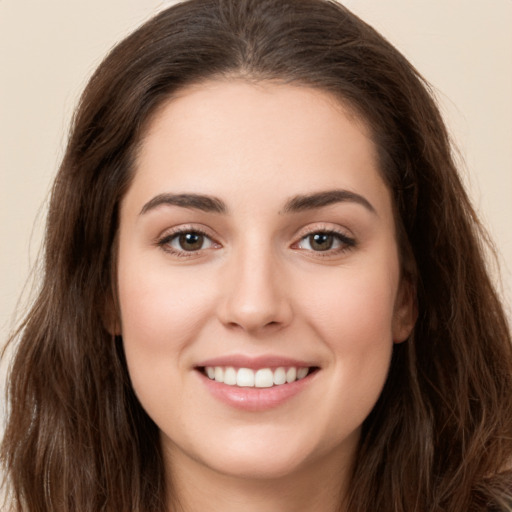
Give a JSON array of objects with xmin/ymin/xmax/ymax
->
[
  {"xmin": 214, "ymin": 367, "xmax": 224, "ymax": 382},
  {"xmin": 255, "ymin": 369, "xmax": 273, "ymax": 388},
  {"xmin": 204, "ymin": 366, "xmax": 311, "ymax": 387},
  {"xmin": 273, "ymin": 367, "xmax": 286, "ymax": 385},
  {"xmin": 297, "ymin": 367, "xmax": 308, "ymax": 379},
  {"xmin": 224, "ymin": 367, "xmax": 237, "ymax": 386},
  {"xmin": 237, "ymin": 368, "xmax": 255, "ymax": 387},
  {"xmin": 286, "ymin": 367, "xmax": 296, "ymax": 383}
]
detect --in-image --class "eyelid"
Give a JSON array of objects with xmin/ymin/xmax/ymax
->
[
  {"xmin": 156, "ymin": 224, "xmax": 222, "ymax": 258},
  {"xmin": 154, "ymin": 222, "xmax": 355, "ymax": 258},
  {"xmin": 291, "ymin": 223, "xmax": 356, "ymax": 254},
  {"xmin": 293, "ymin": 223, "xmax": 354, "ymax": 241}
]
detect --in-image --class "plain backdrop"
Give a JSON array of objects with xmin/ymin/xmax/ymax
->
[{"xmin": 1, "ymin": 0, "xmax": 511, "ymax": 381}]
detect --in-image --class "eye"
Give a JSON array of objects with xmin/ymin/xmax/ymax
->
[
  {"xmin": 158, "ymin": 229, "xmax": 217, "ymax": 255},
  {"xmin": 296, "ymin": 231, "xmax": 355, "ymax": 253}
]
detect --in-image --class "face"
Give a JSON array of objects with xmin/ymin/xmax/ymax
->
[{"xmin": 116, "ymin": 80, "xmax": 414, "ymax": 483}]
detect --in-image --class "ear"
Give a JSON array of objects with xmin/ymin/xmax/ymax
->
[{"xmin": 392, "ymin": 278, "xmax": 417, "ymax": 343}]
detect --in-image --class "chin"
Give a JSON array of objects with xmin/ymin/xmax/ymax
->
[
  {"xmin": 164, "ymin": 420, "xmax": 358, "ymax": 482},
  {"xmin": 203, "ymin": 446, "xmax": 315, "ymax": 481}
]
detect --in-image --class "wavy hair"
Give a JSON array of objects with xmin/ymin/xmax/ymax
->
[{"xmin": 2, "ymin": 0, "xmax": 512, "ymax": 510}]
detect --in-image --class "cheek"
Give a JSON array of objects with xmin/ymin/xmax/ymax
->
[
  {"xmin": 296, "ymin": 261, "xmax": 398, "ymax": 430},
  {"xmin": 116, "ymin": 261, "xmax": 217, "ymax": 423},
  {"xmin": 115, "ymin": 259, "xmax": 220, "ymax": 413},
  {"xmin": 117, "ymin": 262, "xmax": 213, "ymax": 353},
  {"xmin": 301, "ymin": 262, "xmax": 399, "ymax": 346}
]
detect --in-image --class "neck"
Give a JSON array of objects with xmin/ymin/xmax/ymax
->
[{"xmin": 164, "ymin": 442, "xmax": 355, "ymax": 512}]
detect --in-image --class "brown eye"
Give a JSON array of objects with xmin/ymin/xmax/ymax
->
[
  {"xmin": 177, "ymin": 232, "xmax": 206, "ymax": 251},
  {"xmin": 308, "ymin": 233, "xmax": 334, "ymax": 251},
  {"xmin": 160, "ymin": 230, "xmax": 215, "ymax": 254},
  {"xmin": 296, "ymin": 231, "xmax": 355, "ymax": 253}
]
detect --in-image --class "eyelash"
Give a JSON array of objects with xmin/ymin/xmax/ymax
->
[
  {"xmin": 156, "ymin": 226, "xmax": 217, "ymax": 259},
  {"xmin": 156, "ymin": 226, "xmax": 356, "ymax": 258},
  {"xmin": 294, "ymin": 228, "xmax": 356, "ymax": 256}
]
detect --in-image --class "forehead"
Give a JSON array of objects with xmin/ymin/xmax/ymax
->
[{"xmin": 126, "ymin": 79, "xmax": 392, "ymax": 218}]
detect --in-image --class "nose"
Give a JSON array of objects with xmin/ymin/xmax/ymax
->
[{"xmin": 217, "ymin": 245, "xmax": 293, "ymax": 334}]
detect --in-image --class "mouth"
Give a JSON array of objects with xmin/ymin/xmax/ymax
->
[
  {"xmin": 197, "ymin": 365, "xmax": 320, "ymax": 388},
  {"xmin": 194, "ymin": 355, "xmax": 321, "ymax": 410}
]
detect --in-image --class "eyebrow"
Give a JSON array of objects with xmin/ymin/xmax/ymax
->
[
  {"xmin": 139, "ymin": 189, "xmax": 376, "ymax": 216},
  {"xmin": 140, "ymin": 193, "xmax": 228, "ymax": 215},
  {"xmin": 281, "ymin": 189, "xmax": 376, "ymax": 215}
]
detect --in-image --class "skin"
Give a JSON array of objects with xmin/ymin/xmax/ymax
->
[{"xmin": 116, "ymin": 80, "xmax": 415, "ymax": 512}]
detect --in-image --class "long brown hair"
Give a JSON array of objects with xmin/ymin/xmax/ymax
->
[{"xmin": 2, "ymin": 0, "xmax": 511, "ymax": 510}]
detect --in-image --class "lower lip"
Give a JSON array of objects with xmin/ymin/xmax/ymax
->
[{"xmin": 197, "ymin": 370, "xmax": 318, "ymax": 411}]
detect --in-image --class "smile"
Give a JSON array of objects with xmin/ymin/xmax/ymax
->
[
  {"xmin": 194, "ymin": 356, "xmax": 320, "ymax": 410},
  {"xmin": 202, "ymin": 366, "xmax": 313, "ymax": 387}
]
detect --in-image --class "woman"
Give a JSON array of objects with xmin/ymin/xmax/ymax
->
[{"xmin": 2, "ymin": 0, "xmax": 511, "ymax": 510}]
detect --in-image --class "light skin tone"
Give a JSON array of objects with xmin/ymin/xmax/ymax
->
[{"xmin": 116, "ymin": 80, "xmax": 415, "ymax": 512}]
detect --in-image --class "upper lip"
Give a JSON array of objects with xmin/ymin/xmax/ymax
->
[{"xmin": 195, "ymin": 354, "xmax": 318, "ymax": 370}]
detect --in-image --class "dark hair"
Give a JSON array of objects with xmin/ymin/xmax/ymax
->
[{"xmin": 2, "ymin": 0, "xmax": 512, "ymax": 510}]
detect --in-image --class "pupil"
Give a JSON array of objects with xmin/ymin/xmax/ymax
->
[
  {"xmin": 179, "ymin": 232, "xmax": 203, "ymax": 250},
  {"xmin": 310, "ymin": 233, "xmax": 333, "ymax": 251}
]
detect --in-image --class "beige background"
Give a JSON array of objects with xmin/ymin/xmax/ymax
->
[{"xmin": 1, "ymin": 0, "xmax": 511, "ymax": 356}]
